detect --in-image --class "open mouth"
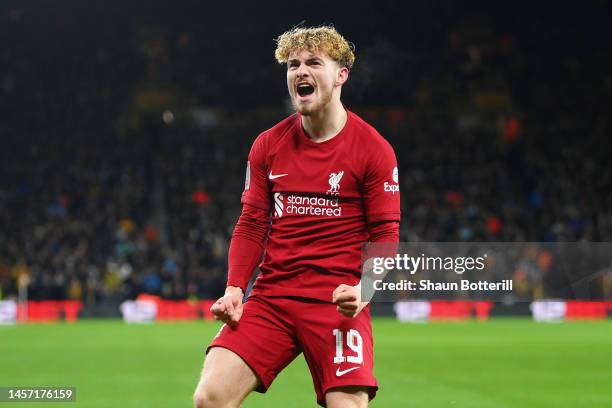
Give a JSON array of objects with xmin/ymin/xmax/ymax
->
[{"xmin": 296, "ymin": 83, "xmax": 315, "ymax": 97}]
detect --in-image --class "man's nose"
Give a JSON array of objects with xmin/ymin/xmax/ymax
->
[{"xmin": 296, "ymin": 63, "xmax": 309, "ymax": 78}]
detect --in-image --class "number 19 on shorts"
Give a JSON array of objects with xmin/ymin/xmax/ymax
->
[{"xmin": 333, "ymin": 329, "xmax": 363, "ymax": 364}]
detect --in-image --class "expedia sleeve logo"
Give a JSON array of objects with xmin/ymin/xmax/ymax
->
[{"xmin": 384, "ymin": 166, "xmax": 399, "ymax": 194}]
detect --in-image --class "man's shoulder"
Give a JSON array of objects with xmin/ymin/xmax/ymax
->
[{"xmin": 254, "ymin": 113, "xmax": 298, "ymax": 147}]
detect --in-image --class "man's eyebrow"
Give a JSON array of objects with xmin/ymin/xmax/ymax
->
[
  {"xmin": 306, "ymin": 56, "xmax": 323, "ymax": 62},
  {"xmin": 287, "ymin": 56, "xmax": 324, "ymax": 65}
]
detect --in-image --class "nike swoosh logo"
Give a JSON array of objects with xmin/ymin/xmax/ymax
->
[
  {"xmin": 269, "ymin": 172, "xmax": 288, "ymax": 180},
  {"xmin": 335, "ymin": 366, "xmax": 360, "ymax": 377}
]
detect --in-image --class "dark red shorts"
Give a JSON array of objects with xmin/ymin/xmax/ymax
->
[{"xmin": 207, "ymin": 295, "xmax": 377, "ymax": 407}]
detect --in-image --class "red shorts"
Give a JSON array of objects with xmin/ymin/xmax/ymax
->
[{"xmin": 207, "ymin": 295, "xmax": 377, "ymax": 407}]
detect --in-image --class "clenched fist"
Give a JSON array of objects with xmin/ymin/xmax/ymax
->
[
  {"xmin": 210, "ymin": 286, "xmax": 244, "ymax": 327},
  {"xmin": 332, "ymin": 283, "xmax": 368, "ymax": 318}
]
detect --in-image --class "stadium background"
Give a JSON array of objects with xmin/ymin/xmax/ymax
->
[{"xmin": 1, "ymin": 1, "xmax": 611, "ymax": 407}]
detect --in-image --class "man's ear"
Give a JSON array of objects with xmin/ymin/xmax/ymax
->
[{"xmin": 335, "ymin": 66, "xmax": 349, "ymax": 87}]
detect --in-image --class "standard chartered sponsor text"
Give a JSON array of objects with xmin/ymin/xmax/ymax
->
[{"xmin": 285, "ymin": 194, "xmax": 342, "ymax": 217}]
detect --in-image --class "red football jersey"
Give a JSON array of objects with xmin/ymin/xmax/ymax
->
[{"xmin": 242, "ymin": 110, "xmax": 400, "ymax": 302}]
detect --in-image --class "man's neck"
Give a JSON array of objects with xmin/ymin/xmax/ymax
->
[{"xmin": 301, "ymin": 100, "xmax": 347, "ymax": 143}]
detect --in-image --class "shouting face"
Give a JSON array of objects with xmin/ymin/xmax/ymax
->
[{"xmin": 286, "ymin": 49, "xmax": 348, "ymax": 116}]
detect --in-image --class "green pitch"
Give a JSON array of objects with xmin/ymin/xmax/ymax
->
[{"xmin": 1, "ymin": 318, "xmax": 611, "ymax": 407}]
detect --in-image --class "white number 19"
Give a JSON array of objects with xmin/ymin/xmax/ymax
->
[{"xmin": 333, "ymin": 329, "xmax": 363, "ymax": 364}]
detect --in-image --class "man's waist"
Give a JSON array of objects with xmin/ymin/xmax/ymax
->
[{"xmin": 251, "ymin": 272, "xmax": 360, "ymax": 302}]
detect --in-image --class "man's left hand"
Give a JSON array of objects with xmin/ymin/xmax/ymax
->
[{"xmin": 332, "ymin": 283, "xmax": 368, "ymax": 318}]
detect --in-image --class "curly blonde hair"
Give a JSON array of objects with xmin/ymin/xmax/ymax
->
[{"xmin": 274, "ymin": 25, "xmax": 355, "ymax": 69}]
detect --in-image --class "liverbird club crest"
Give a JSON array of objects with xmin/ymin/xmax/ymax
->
[{"xmin": 326, "ymin": 171, "xmax": 344, "ymax": 195}]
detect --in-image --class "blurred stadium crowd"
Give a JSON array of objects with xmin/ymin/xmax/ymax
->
[{"xmin": 0, "ymin": 2, "xmax": 610, "ymax": 307}]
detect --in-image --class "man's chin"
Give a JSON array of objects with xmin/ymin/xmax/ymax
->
[
  {"xmin": 298, "ymin": 108, "xmax": 313, "ymax": 116},
  {"xmin": 294, "ymin": 102, "xmax": 317, "ymax": 116}
]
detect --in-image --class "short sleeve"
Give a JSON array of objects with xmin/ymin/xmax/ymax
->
[
  {"xmin": 363, "ymin": 139, "xmax": 401, "ymax": 224},
  {"xmin": 241, "ymin": 135, "xmax": 271, "ymax": 212}
]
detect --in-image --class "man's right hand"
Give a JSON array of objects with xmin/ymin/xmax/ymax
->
[{"xmin": 210, "ymin": 286, "xmax": 244, "ymax": 327}]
